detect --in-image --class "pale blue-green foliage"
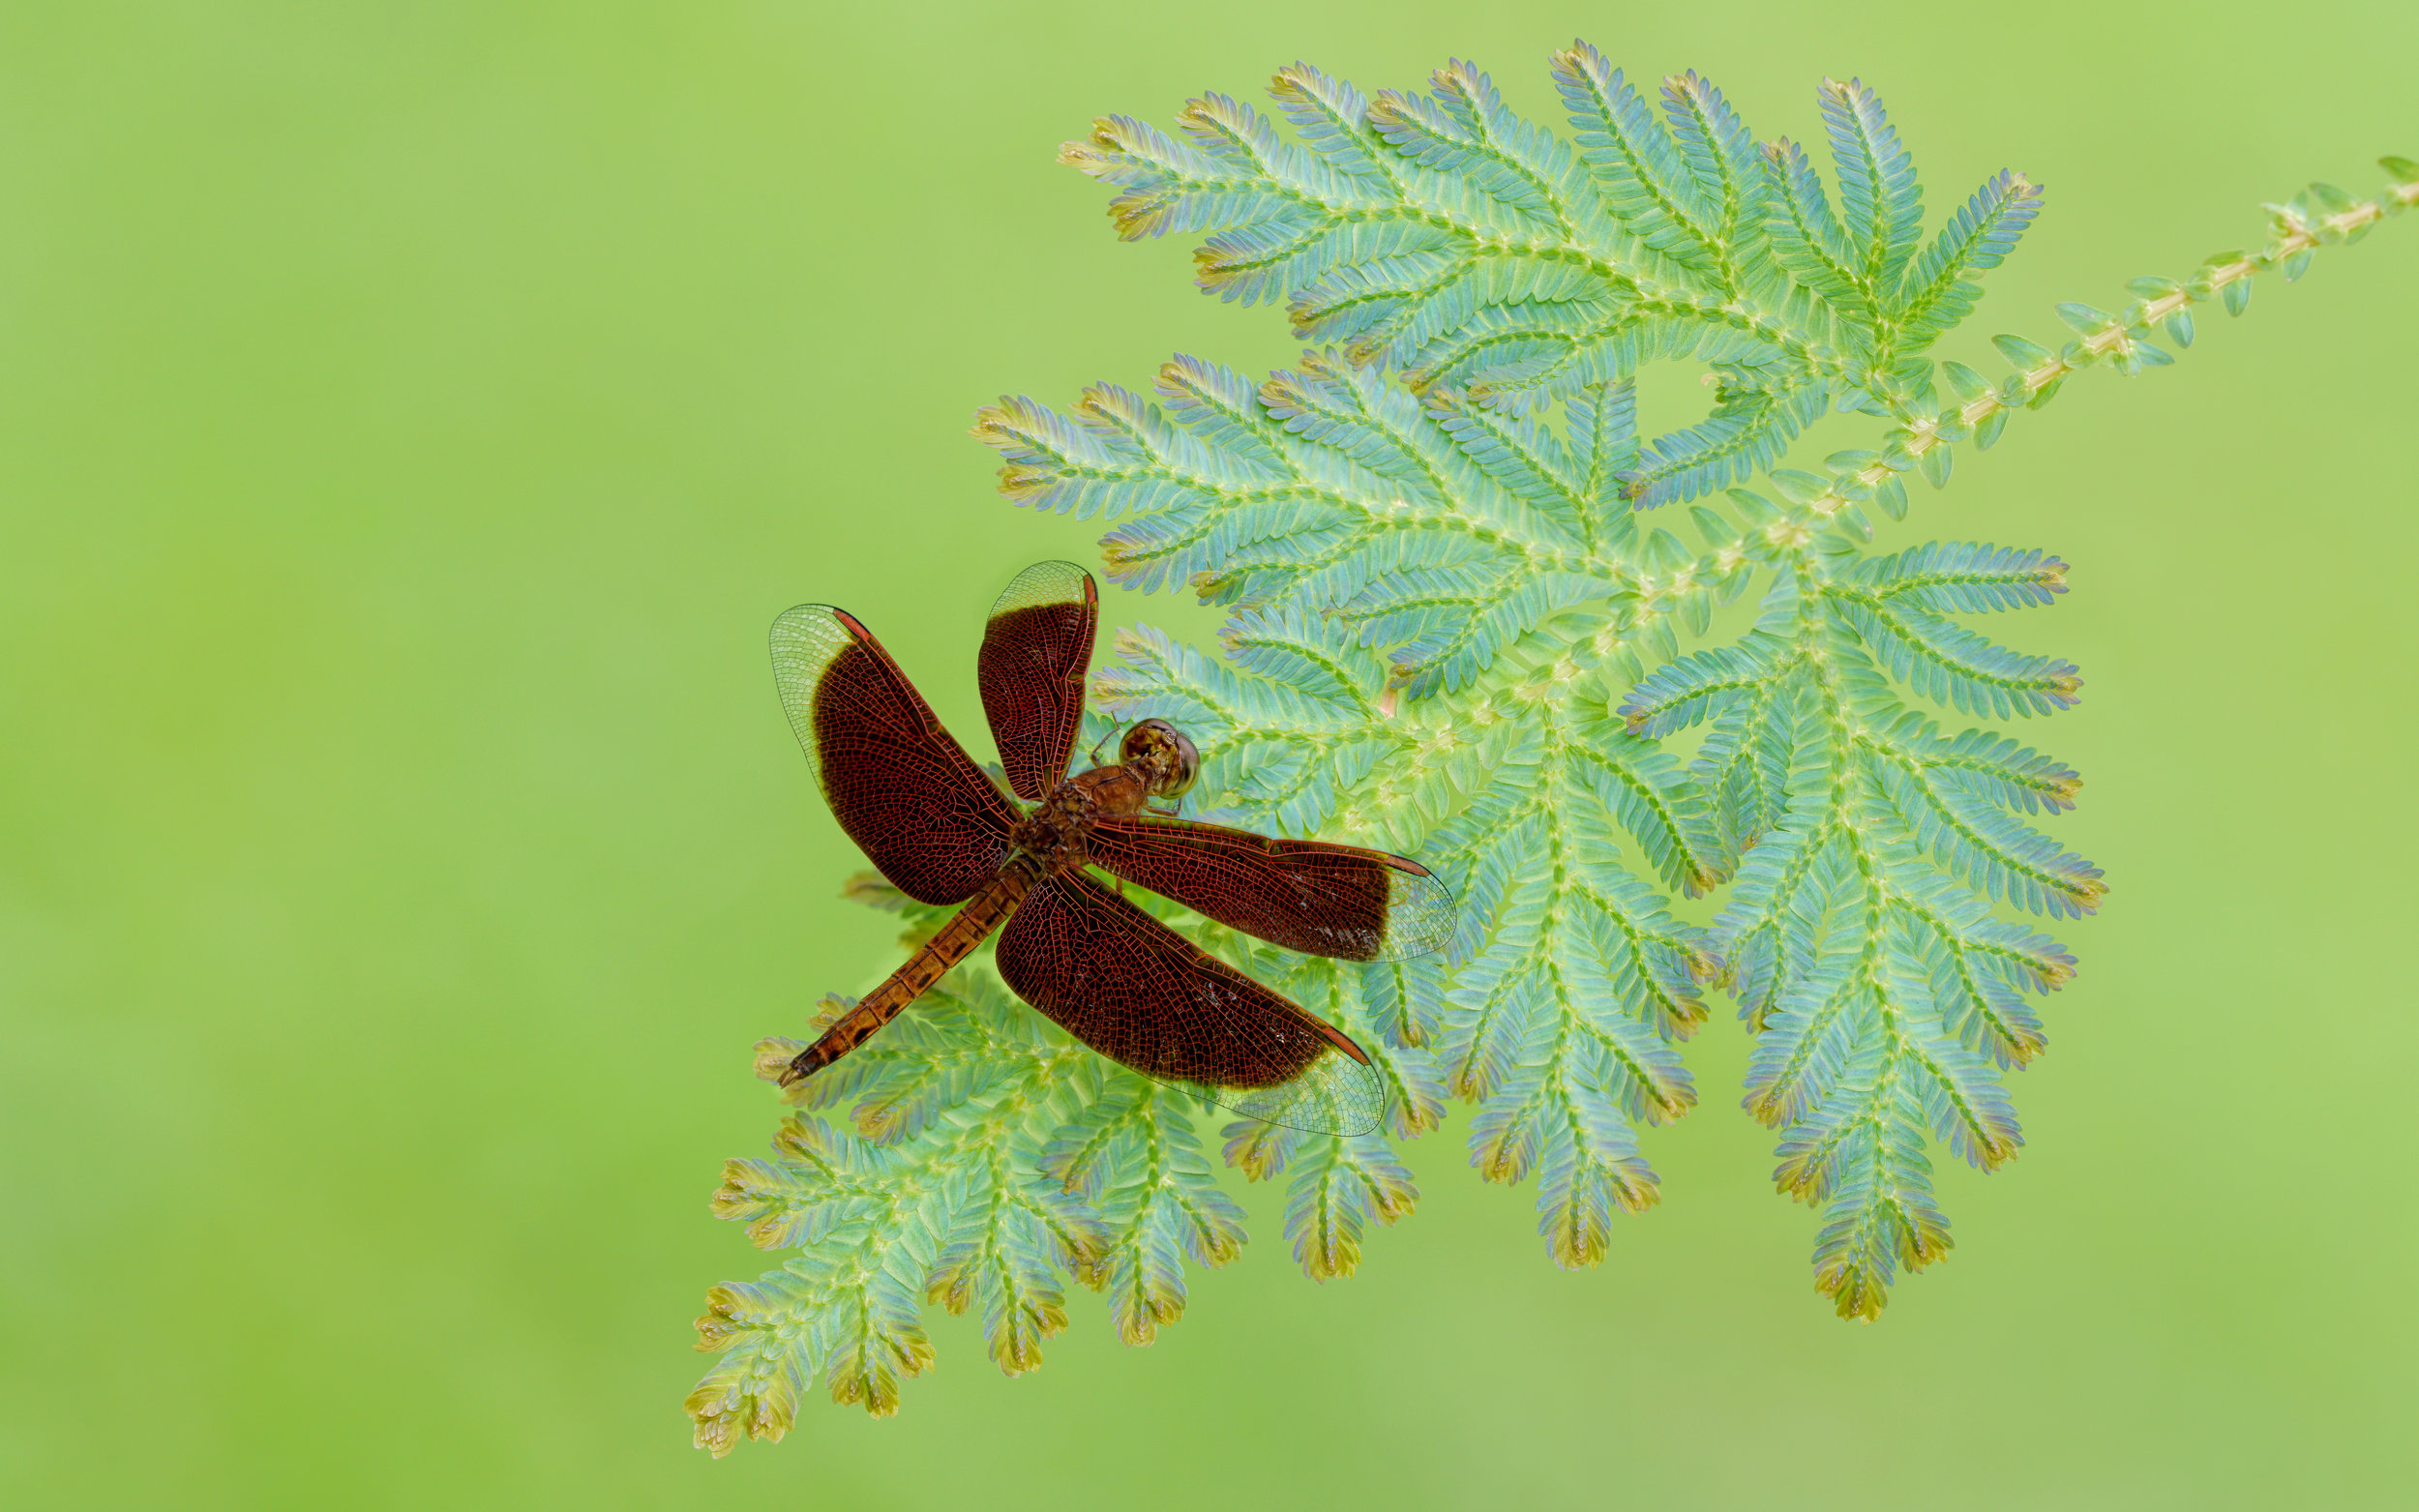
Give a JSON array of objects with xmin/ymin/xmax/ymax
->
[
  {"xmin": 693, "ymin": 43, "xmax": 2417, "ymax": 1440},
  {"xmin": 689, "ymin": 859, "xmax": 1442, "ymax": 1448},
  {"xmin": 692, "ymin": 960, "xmax": 1252, "ymax": 1449},
  {"xmin": 982, "ymin": 43, "xmax": 2096, "ymax": 1315}
]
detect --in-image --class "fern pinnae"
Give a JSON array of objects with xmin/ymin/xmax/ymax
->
[
  {"xmin": 1286, "ymin": 251, "xmax": 1470, "ymax": 359},
  {"xmin": 1740, "ymin": 926, "xmax": 1863, "ymax": 1128},
  {"xmin": 1871, "ymin": 756, "xmax": 2103, "ymax": 919},
  {"xmin": 1762, "ymin": 135, "xmax": 1871, "ymax": 331},
  {"xmin": 1174, "ymin": 90, "xmax": 1294, "ymax": 182},
  {"xmin": 1550, "ymin": 44, "xmax": 1722, "ymax": 282},
  {"xmin": 1278, "ymin": 1133, "xmax": 1420, "ymax": 1280},
  {"xmin": 1621, "ymin": 633, "xmax": 1788, "ymax": 738},
  {"xmin": 1269, "ymin": 62, "xmax": 1396, "ymax": 191},
  {"xmin": 1567, "ymin": 379, "xmax": 1642, "ymax": 503},
  {"xmin": 1430, "ymin": 394, "xmax": 1596, "ymax": 548},
  {"xmin": 1817, "ymin": 77, "xmax": 1924, "ymax": 304},
  {"xmin": 1260, "ymin": 355, "xmax": 1455, "ymax": 506},
  {"xmin": 1216, "ymin": 602, "xmax": 1386, "ymax": 715},
  {"xmin": 1623, "ymin": 381, "xmax": 1820, "ymax": 507},
  {"xmin": 1894, "ymin": 885, "xmax": 2065, "ymax": 1068},
  {"xmin": 1857, "ymin": 541, "xmax": 2068, "ymax": 612},
  {"xmin": 1827, "ymin": 591, "xmax": 2082, "ymax": 720},
  {"xmin": 1154, "ymin": 355, "xmax": 1297, "ymax": 471},
  {"xmin": 1562, "ymin": 725, "xmax": 1727, "ymax": 899},
  {"xmin": 1896, "ymin": 170, "xmax": 2046, "ymax": 352},
  {"xmin": 1661, "ymin": 70, "xmax": 1768, "ymax": 293},
  {"xmin": 1916, "ymin": 726, "xmax": 2081, "ymax": 816},
  {"xmin": 1908, "ymin": 930, "xmax": 2048, "ymax": 1070},
  {"xmin": 1899, "ymin": 1002, "xmax": 2023, "ymax": 1170},
  {"xmin": 1369, "ymin": 63, "xmax": 1571, "ymax": 240}
]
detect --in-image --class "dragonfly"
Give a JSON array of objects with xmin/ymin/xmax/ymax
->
[{"xmin": 766, "ymin": 560, "xmax": 1454, "ymax": 1136}]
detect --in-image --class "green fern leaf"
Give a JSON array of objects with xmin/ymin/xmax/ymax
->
[{"xmin": 696, "ymin": 42, "xmax": 2419, "ymax": 1435}]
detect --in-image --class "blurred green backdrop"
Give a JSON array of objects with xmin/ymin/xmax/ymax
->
[{"xmin": 4, "ymin": 2, "xmax": 2414, "ymax": 1506}]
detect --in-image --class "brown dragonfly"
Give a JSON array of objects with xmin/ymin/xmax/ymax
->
[{"xmin": 767, "ymin": 560, "xmax": 1453, "ymax": 1135}]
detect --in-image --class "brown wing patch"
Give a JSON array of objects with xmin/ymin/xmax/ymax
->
[
  {"xmin": 977, "ymin": 561, "xmax": 1097, "ymax": 802},
  {"xmin": 993, "ymin": 871, "xmax": 1381, "ymax": 1134},
  {"xmin": 770, "ymin": 605, "xmax": 1016, "ymax": 904},
  {"xmin": 1087, "ymin": 817, "xmax": 1455, "ymax": 962}
]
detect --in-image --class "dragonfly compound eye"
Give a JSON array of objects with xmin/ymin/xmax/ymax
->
[{"xmin": 1120, "ymin": 719, "xmax": 1200, "ymax": 797}]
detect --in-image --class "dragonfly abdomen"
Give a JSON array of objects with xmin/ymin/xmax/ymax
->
[{"xmin": 778, "ymin": 856, "xmax": 1041, "ymax": 1085}]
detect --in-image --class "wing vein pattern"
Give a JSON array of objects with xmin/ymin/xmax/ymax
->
[
  {"xmin": 978, "ymin": 560, "xmax": 1099, "ymax": 802},
  {"xmin": 1088, "ymin": 816, "xmax": 1456, "ymax": 963},
  {"xmin": 771, "ymin": 605, "xmax": 1017, "ymax": 904}
]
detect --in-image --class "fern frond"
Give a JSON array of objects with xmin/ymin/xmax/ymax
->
[
  {"xmin": 994, "ymin": 48, "xmax": 2396, "ymax": 1330},
  {"xmin": 1638, "ymin": 548, "xmax": 2093, "ymax": 1317},
  {"xmin": 690, "ymin": 972, "xmax": 1140, "ymax": 1439},
  {"xmin": 700, "ymin": 43, "xmax": 2419, "ymax": 1431}
]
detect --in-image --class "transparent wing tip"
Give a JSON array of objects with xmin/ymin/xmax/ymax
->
[
  {"xmin": 990, "ymin": 560, "xmax": 1097, "ymax": 617},
  {"xmin": 1194, "ymin": 1044, "xmax": 1386, "ymax": 1137}
]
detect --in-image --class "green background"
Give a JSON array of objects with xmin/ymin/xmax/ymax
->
[{"xmin": 5, "ymin": 1, "xmax": 2414, "ymax": 1505}]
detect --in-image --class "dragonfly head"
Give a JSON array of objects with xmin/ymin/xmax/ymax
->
[{"xmin": 1120, "ymin": 719, "xmax": 1200, "ymax": 799}]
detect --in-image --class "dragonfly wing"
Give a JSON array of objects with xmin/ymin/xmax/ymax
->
[
  {"xmin": 977, "ymin": 561, "xmax": 1097, "ymax": 803},
  {"xmin": 770, "ymin": 604, "xmax": 1017, "ymax": 904},
  {"xmin": 1088, "ymin": 816, "xmax": 1455, "ymax": 962},
  {"xmin": 995, "ymin": 870, "xmax": 1384, "ymax": 1136}
]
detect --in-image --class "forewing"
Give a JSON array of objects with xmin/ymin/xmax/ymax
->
[
  {"xmin": 995, "ymin": 871, "xmax": 1384, "ymax": 1136},
  {"xmin": 770, "ymin": 605, "xmax": 1017, "ymax": 904},
  {"xmin": 1088, "ymin": 817, "xmax": 1455, "ymax": 963},
  {"xmin": 978, "ymin": 560, "xmax": 1098, "ymax": 801}
]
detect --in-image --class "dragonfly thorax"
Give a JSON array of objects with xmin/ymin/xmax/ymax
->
[
  {"xmin": 1009, "ymin": 720, "xmax": 1199, "ymax": 874},
  {"xmin": 1014, "ymin": 763, "xmax": 1147, "ymax": 872}
]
